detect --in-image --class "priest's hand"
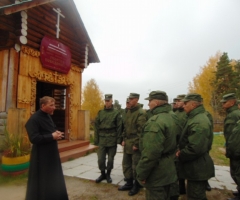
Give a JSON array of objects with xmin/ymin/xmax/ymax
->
[{"xmin": 52, "ymin": 131, "xmax": 64, "ymax": 140}]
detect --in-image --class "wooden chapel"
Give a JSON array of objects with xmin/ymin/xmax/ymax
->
[{"xmin": 0, "ymin": 0, "xmax": 99, "ymax": 162}]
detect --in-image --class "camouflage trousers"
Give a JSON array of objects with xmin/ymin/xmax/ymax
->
[
  {"xmin": 145, "ymin": 184, "xmax": 170, "ymax": 200},
  {"xmin": 230, "ymin": 158, "xmax": 240, "ymax": 190},
  {"xmin": 122, "ymin": 150, "xmax": 141, "ymax": 179},
  {"xmin": 97, "ymin": 145, "xmax": 117, "ymax": 171},
  {"xmin": 169, "ymin": 160, "xmax": 180, "ymax": 198},
  {"xmin": 169, "ymin": 180, "xmax": 179, "ymax": 198},
  {"xmin": 187, "ymin": 180, "xmax": 207, "ymax": 200}
]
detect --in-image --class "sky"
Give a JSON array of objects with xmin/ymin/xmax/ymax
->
[{"xmin": 73, "ymin": 0, "xmax": 240, "ymax": 108}]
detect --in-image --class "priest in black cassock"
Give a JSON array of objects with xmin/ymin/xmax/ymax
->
[{"xmin": 25, "ymin": 96, "xmax": 68, "ymax": 200}]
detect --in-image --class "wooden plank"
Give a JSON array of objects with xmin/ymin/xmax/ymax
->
[
  {"xmin": 0, "ymin": 21, "xmax": 15, "ymax": 32},
  {"xmin": 27, "ymin": 16, "xmax": 85, "ymax": 54},
  {"xmin": 0, "ymin": 49, "xmax": 9, "ymax": 111},
  {"xmin": 7, "ymin": 108, "xmax": 27, "ymax": 136},
  {"xmin": 27, "ymin": 28, "xmax": 43, "ymax": 39},
  {"xmin": 0, "ymin": 15, "xmax": 15, "ymax": 27},
  {"xmin": 3, "ymin": 0, "xmax": 58, "ymax": 15},
  {"xmin": 27, "ymin": 40, "xmax": 40, "ymax": 49},
  {"xmin": 6, "ymin": 48, "xmax": 19, "ymax": 110},
  {"xmin": 17, "ymin": 75, "xmax": 32, "ymax": 110},
  {"xmin": 77, "ymin": 110, "xmax": 90, "ymax": 140},
  {"xmin": 69, "ymin": 69, "xmax": 81, "ymax": 140},
  {"xmin": 29, "ymin": 5, "xmax": 77, "ymax": 40},
  {"xmin": 0, "ymin": 30, "xmax": 16, "ymax": 40}
]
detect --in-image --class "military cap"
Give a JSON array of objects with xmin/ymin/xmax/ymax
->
[
  {"xmin": 104, "ymin": 94, "xmax": 112, "ymax": 100},
  {"xmin": 128, "ymin": 93, "xmax": 140, "ymax": 99},
  {"xmin": 126, "ymin": 98, "xmax": 130, "ymax": 103},
  {"xmin": 220, "ymin": 93, "xmax": 236, "ymax": 103},
  {"xmin": 181, "ymin": 93, "xmax": 202, "ymax": 102},
  {"xmin": 145, "ymin": 90, "xmax": 168, "ymax": 100},
  {"xmin": 175, "ymin": 94, "xmax": 186, "ymax": 100}
]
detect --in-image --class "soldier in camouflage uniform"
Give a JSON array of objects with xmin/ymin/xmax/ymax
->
[
  {"xmin": 94, "ymin": 94, "xmax": 122, "ymax": 183},
  {"xmin": 226, "ymin": 120, "xmax": 240, "ymax": 200},
  {"xmin": 201, "ymin": 98, "xmax": 214, "ymax": 192},
  {"xmin": 172, "ymin": 98, "xmax": 178, "ymax": 112},
  {"xmin": 136, "ymin": 91, "xmax": 178, "ymax": 200},
  {"xmin": 174, "ymin": 94, "xmax": 188, "ymax": 195},
  {"xmin": 221, "ymin": 93, "xmax": 240, "ymax": 199},
  {"xmin": 120, "ymin": 98, "xmax": 130, "ymax": 122},
  {"xmin": 165, "ymin": 94, "xmax": 183, "ymax": 200},
  {"xmin": 120, "ymin": 98, "xmax": 130, "ymax": 182},
  {"xmin": 118, "ymin": 93, "xmax": 147, "ymax": 196},
  {"xmin": 176, "ymin": 93, "xmax": 215, "ymax": 200},
  {"xmin": 175, "ymin": 94, "xmax": 187, "ymax": 130}
]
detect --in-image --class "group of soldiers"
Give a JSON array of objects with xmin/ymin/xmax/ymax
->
[{"xmin": 93, "ymin": 91, "xmax": 240, "ymax": 200}]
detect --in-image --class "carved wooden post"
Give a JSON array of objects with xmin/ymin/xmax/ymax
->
[
  {"xmin": 77, "ymin": 110, "xmax": 90, "ymax": 140},
  {"xmin": 7, "ymin": 108, "xmax": 27, "ymax": 136}
]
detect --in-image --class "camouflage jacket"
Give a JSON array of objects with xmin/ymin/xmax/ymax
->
[
  {"xmin": 136, "ymin": 104, "xmax": 177, "ymax": 187},
  {"xmin": 175, "ymin": 108, "xmax": 188, "ymax": 130},
  {"xmin": 178, "ymin": 105, "xmax": 214, "ymax": 180},
  {"xmin": 224, "ymin": 105, "xmax": 240, "ymax": 142},
  {"xmin": 123, "ymin": 103, "xmax": 147, "ymax": 154},
  {"xmin": 226, "ymin": 120, "xmax": 240, "ymax": 159},
  {"xmin": 94, "ymin": 106, "xmax": 122, "ymax": 147}
]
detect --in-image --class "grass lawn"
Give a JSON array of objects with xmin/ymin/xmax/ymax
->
[
  {"xmin": 0, "ymin": 170, "xmax": 28, "ymax": 185},
  {"xmin": 210, "ymin": 134, "xmax": 229, "ymax": 166},
  {"xmin": 0, "ymin": 134, "xmax": 229, "ymax": 185}
]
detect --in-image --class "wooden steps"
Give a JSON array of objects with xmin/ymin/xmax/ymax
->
[{"xmin": 58, "ymin": 140, "xmax": 98, "ymax": 163}]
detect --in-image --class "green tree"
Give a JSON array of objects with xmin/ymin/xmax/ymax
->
[
  {"xmin": 212, "ymin": 52, "xmax": 238, "ymax": 116},
  {"xmin": 113, "ymin": 100, "xmax": 121, "ymax": 110},
  {"xmin": 232, "ymin": 60, "xmax": 240, "ymax": 98},
  {"xmin": 81, "ymin": 79, "xmax": 104, "ymax": 122}
]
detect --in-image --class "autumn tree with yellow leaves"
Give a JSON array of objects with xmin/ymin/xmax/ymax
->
[
  {"xmin": 188, "ymin": 52, "xmax": 221, "ymax": 117},
  {"xmin": 81, "ymin": 79, "xmax": 104, "ymax": 122}
]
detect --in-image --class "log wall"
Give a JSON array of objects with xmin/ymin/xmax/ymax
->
[
  {"xmin": 0, "ymin": 50, "xmax": 9, "ymax": 111},
  {"xmin": 0, "ymin": 4, "xmax": 89, "ymax": 67},
  {"xmin": 0, "ymin": 1, "xmax": 94, "ymax": 140},
  {"xmin": 0, "ymin": 48, "xmax": 19, "ymax": 112}
]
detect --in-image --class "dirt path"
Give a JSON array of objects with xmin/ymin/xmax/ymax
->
[{"xmin": 0, "ymin": 176, "xmax": 235, "ymax": 200}]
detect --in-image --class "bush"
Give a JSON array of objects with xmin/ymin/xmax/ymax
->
[{"xmin": 2, "ymin": 125, "xmax": 31, "ymax": 157}]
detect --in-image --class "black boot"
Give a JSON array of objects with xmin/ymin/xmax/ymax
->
[
  {"xmin": 118, "ymin": 178, "xmax": 133, "ymax": 191},
  {"xmin": 233, "ymin": 191, "xmax": 239, "ymax": 196},
  {"xmin": 179, "ymin": 179, "xmax": 186, "ymax": 195},
  {"xmin": 95, "ymin": 170, "xmax": 106, "ymax": 183},
  {"xmin": 206, "ymin": 181, "xmax": 211, "ymax": 191},
  {"xmin": 170, "ymin": 196, "xmax": 179, "ymax": 200},
  {"xmin": 106, "ymin": 170, "xmax": 112, "ymax": 183},
  {"xmin": 128, "ymin": 180, "xmax": 140, "ymax": 196}
]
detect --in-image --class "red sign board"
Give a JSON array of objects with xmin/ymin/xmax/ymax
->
[{"xmin": 40, "ymin": 36, "xmax": 71, "ymax": 74}]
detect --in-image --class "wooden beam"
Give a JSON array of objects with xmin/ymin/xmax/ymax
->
[{"xmin": 2, "ymin": 0, "xmax": 61, "ymax": 15}]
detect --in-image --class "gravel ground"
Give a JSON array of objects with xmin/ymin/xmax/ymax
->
[{"xmin": 0, "ymin": 175, "xmax": 235, "ymax": 200}]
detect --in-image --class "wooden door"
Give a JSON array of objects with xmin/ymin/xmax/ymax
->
[{"xmin": 35, "ymin": 81, "xmax": 68, "ymax": 139}]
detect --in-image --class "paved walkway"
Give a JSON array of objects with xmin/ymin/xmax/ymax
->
[{"xmin": 62, "ymin": 145, "xmax": 237, "ymax": 191}]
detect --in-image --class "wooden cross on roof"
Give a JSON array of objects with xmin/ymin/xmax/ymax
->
[{"xmin": 53, "ymin": 8, "xmax": 65, "ymax": 38}]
